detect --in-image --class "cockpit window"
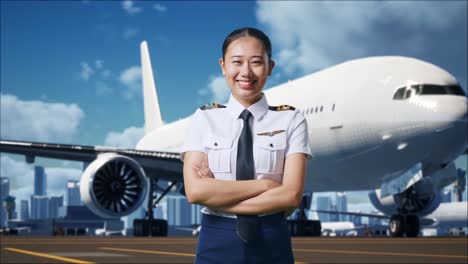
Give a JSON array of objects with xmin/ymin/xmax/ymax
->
[
  {"xmin": 446, "ymin": 85, "xmax": 466, "ymax": 96},
  {"xmin": 393, "ymin": 84, "xmax": 466, "ymax": 100}
]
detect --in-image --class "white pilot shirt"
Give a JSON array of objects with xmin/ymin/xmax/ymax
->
[{"xmin": 180, "ymin": 93, "xmax": 312, "ymax": 217}]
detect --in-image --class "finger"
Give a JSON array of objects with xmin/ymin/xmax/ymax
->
[
  {"xmin": 201, "ymin": 161, "xmax": 209, "ymax": 169},
  {"xmin": 192, "ymin": 164, "xmax": 201, "ymax": 171}
]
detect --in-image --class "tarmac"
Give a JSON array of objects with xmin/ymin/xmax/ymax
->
[{"xmin": 1, "ymin": 236, "xmax": 467, "ymax": 263}]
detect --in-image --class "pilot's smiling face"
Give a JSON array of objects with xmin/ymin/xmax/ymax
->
[{"xmin": 220, "ymin": 36, "xmax": 274, "ymax": 107}]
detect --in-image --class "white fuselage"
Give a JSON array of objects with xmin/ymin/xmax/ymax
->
[{"xmin": 137, "ymin": 56, "xmax": 467, "ymax": 193}]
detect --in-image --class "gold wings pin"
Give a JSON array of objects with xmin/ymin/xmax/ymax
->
[{"xmin": 257, "ymin": 130, "xmax": 285, "ymax": 137}]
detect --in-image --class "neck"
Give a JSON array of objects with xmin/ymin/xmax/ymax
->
[{"xmin": 233, "ymin": 93, "xmax": 263, "ymax": 108}]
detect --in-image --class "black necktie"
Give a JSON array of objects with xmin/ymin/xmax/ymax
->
[{"xmin": 236, "ymin": 109, "xmax": 259, "ymax": 243}]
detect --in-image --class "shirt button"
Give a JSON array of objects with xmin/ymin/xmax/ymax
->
[
  {"xmin": 214, "ymin": 143, "xmax": 218, "ymax": 146},
  {"xmin": 269, "ymin": 143, "xmax": 274, "ymax": 148}
]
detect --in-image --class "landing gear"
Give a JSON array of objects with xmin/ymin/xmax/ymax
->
[
  {"xmin": 405, "ymin": 214, "xmax": 420, "ymax": 237},
  {"xmin": 389, "ymin": 214, "xmax": 420, "ymax": 237},
  {"xmin": 287, "ymin": 192, "xmax": 322, "ymax": 236},
  {"xmin": 133, "ymin": 178, "xmax": 178, "ymax": 237},
  {"xmin": 287, "ymin": 220, "xmax": 322, "ymax": 236}
]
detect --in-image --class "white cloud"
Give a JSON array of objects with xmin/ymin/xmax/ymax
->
[
  {"xmin": 104, "ymin": 126, "xmax": 144, "ymax": 148},
  {"xmin": 256, "ymin": 1, "xmax": 467, "ymax": 75},
  {"xmin": 122, "ymin": 0, "xmax": 143, "ymax": 16},
  {"xmin": 0, "ymin": 155, "xmax": 82, "ymax": 205},
  {"xmin": 95, "ymin": 60, "xmax": 104, "ymax": 69},
  {"xmin": 96, "ymin": 81, "xmax": 112, "ymax": 96},
  {"xmin": 119, "ymin": 66, "xmax": 142, "ymax": 98},
  {"xmin": 80, "ymin": 60, "xmax": 115, "ymax": 95},
  {"xmin": 80, "ymin": 62, "xmax": 94, "ymax": 81},
  {"xmin": 203, "ymin": 75, "xmax": 230, "ymax": 103},
  {"xmin": 123, "ymin": 27, "xmax": 139, "ymax": 39},
  {"xmin": 0, "ymin": 94, "xmax": 84, "ymax": 143},
  {"xmin": 153, "ymin": 3, "xmax": 167, "ymax": 12},
  {"xmin": 101, "ymin": 69, "xmax": 112, "ymax": 80}
]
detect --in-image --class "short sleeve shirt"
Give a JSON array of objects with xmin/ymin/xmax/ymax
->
[{"xmin": 180, "ymin": 93, "xmax": 312, "ymax": 217}]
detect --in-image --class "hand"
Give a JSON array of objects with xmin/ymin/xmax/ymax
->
[{"xmin": 192, "ymin": 161, "xmax": 214, "ymax": 179}]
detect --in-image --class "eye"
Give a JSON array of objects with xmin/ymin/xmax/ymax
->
[
  {"xmin": 251, "ymin": 60, "xmax": 263, "ymax": 65},
  {"xmin": 232, "ymin": 60, "xmax": 241, "ymax": 64}
]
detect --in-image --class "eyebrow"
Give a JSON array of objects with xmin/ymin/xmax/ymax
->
[{"xmin": 230, "ymin": 55, "xmax": 265, "ymax": 59}]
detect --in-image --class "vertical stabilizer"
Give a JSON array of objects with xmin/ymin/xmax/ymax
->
[{"xmin": 140, "ymin": 41, "xmax": 163, "ymax": 134}]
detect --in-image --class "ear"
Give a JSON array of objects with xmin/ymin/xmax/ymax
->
[
  {"xmin": 267, "ymin": 60, "xmax": 275, "ymax": 76},
  {"xmin": 219, "ymin": 58, "xmax": 226, "ymax": 75}
]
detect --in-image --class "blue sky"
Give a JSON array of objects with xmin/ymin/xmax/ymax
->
[{"xmin": 1, "ymin": 1, "xmax": 467, "ymax": 210}]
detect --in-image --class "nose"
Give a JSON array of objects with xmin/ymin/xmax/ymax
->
[
  {"xmin": 240, "ymin": 63, "xmax": 253, "ymax": 77},
  {"xmin": 426, "ymin": 95, "xmax": 467, "ymax": 153},
  {"xmin": 421, "ymin": 95, "xmax": 467, "ymax": 127}
]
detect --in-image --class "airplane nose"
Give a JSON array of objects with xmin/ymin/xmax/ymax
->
[
  {"xmin": 430, "ymin": 95, "xmax": 467, "ymax": 125},
  {"xmin": 425, "ymin": 95, "xmax": 467, "ymax": 157}
]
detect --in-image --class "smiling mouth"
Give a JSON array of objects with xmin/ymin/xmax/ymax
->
[{"xmin": 237, "ymin": 80, "xmax": 257, "ymax": 89}]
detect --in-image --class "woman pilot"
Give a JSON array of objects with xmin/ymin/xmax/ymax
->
[{"xmin": 181, "ymin": 27, "xmax": 311, "ymax": 264}]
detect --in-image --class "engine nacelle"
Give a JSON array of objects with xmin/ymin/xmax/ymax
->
[
  {"xmin": 80, "ymin": 153, "xmax": 148, "ymax": 218},
  {"xmin": 369, "ymin": 178, "xmax": 441, "ymax": 217}
]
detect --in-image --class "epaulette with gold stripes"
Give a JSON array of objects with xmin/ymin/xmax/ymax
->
[
  {"xmin": 200, "ymin": 102, "xmax": 227, "ymax": 110},
  {"xmin": 268, "ymin": 105, "xmax": 296, "ymax": 111}
]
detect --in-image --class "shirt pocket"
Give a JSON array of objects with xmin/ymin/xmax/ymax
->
[
  {"xmin": 204, "ymin": 137, "xmax": 232, "ymax": 173},
  {"xmin": 254, "ymin": 133, "xmax": 286, "ymax": 174}
]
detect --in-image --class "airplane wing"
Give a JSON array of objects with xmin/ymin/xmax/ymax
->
[
  {"xmin": 310, "ymin": 209, "xmax": 389, "ymax": 219},
  {"xmin": 310, "ymin": 209, "xmax": 438, "ymax": 226},
  {"xmin": 0, "ymin": 139, "xmax": 183, "ymax": 182}
]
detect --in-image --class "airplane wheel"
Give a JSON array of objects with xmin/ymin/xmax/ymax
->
[
  {"xmin": 405, "ymin": 214, "xmax": 420, "ymax": 237},
  {"xmin": 389, "ymin": 215, "xmax": 405, "ymax": 237}
]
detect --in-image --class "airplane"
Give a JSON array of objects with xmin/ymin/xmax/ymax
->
[
  {"xmin": 0, "ymin": 41, "xmax": 466, "ymax": 237},
  {"xmin": 312, "ymin": 200, "xmax": 468, "ymax": 236}
]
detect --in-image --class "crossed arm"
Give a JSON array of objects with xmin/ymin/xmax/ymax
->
[{"xmin": 183, "ymin": 151, "xmax": 308, "ymax": 215}]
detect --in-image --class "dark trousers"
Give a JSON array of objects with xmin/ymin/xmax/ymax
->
[{"xmin": 195, "ymin": 213, "xmax": 294, "ymax": 264}]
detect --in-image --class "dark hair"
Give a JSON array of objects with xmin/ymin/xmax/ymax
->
[{"xmin": 222, "ymin": 27, "xmax": 272, "ymax": 61}]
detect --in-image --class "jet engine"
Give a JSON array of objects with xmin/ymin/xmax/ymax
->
[
  {"xmin": 369, "ymin": 177, "xmax": 441, "ymax": 217},
  {"xmin": 80, "ymin": 153, "xmax": 148, "ymax": 218}
]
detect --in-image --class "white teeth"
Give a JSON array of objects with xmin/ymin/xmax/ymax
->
[{"xmin": 238, "ymin": 80, "xmax": 253, "ymax": 85}]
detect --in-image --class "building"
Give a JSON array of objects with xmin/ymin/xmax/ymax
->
[
  {"xmin": 1, "ymin": 177, "xmax": 10, "ymax": 227},
  {"xmin": 191, "ymin": 204, "xmax": 202, "ymax": 225},
  {"xmin": 350, "ymin": 212, "xmax": 363, "ymax": 226},
  {"xmin": 31, "ymin": 195, "xmax": 49, "ymax": 219},
  {"xmin": 20, "ymin": 200, "xmax": 29, "ymax": 220},
  {"xmin": 9, "ymin": 206, "xmax": 122, "ymax": 236},
  {"xmin": 316, "ymin": 196, "xmax": 332, "ymax": 222},
  {"xmin": 34, "ymin": 166, "xmax": 47, "ymax": 196},
  {"xmin": 4, "ymin": 195, "xmax": 17, "ymax": 222},
  {"xmin": 336, "ymin": 192, "xmax": 348, "ymax": 222},
  {"xmin": 67, "ymin": 181, "xmax": 81, "ymax": 206},
  {"xmin": 49, "ymin": 196, "xmax": 64, "ymax": 218},
  {"xmin": 167, "ymin": 194, "xmax": 192, "ymax": 226}
]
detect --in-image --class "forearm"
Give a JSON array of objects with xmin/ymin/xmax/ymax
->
[
  {"xmin": 187, "ymin": 178, "xmax": 277, "ymax": 208},
  {"xmin": 217, "ymin": 185, "xmax": 303, "ymax": 215}
]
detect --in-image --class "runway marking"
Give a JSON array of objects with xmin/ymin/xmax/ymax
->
[
  {"xmin": 4, "ymin": 247, "xmax": 95, "ymax": 264},
  {"xmin": 100, "ymin": 247, "xmax": 196, "ymax": 257},
  {"xmin": 293, "ymin": 248, "xmax": 468, "ymax": 259},
  {"xmin": 49, "ymin": 252, "xmax": 129, "ymax": 257}
]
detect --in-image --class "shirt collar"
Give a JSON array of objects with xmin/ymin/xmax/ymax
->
[{"xmin": 227, "ymin": 93, "xmax": 269, "ymax": 120}]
